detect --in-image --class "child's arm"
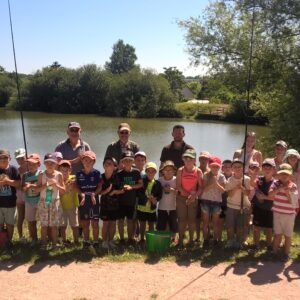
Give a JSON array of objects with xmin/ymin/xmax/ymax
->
[
  {"xmin": 123, "ymin": 178, "xmax": 143, "ymax": 191},
  {"xmin": 0, "ymin": 176, "xmax": 21, "ymax": 189},
  {"xmin": 33, "ymin": 173, "xmax": 47, "ymax": 193},
  {"xmin": 54, "ymin": 173, "xmax": 66, "ymax": 194}
]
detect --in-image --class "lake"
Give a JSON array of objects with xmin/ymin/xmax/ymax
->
[{"xmin": 0, "ymin": 109, "xmax": 268, "ymax": 171}]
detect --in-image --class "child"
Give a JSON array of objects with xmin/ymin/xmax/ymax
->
[
  {"xmin": 176, "ymin": 149, "xmax": 203, "ymax": 246},
  {"xmin": 137, "ymin": 162, "xmax": 162, "ymax": 242},
  {"xmin": 200, "ymin": 156, "xmax": 226, "ymax": 249},
  {"xmin": 225, "ymin": 159, "xmax": 251, "ymax": 248},
  {"xmin": 117, "ymin": 151, "xmax": 143, "ymax": 244},
  {"xmin": 134, "ymin": 151, "xmax": 147, "ymax": 177},
  {"xmin": 36, "ymin": 153, "xmax": 65, "ymax": 249},
  {"xmin": 22, "ymin": 153, "xmax": 42, "ymax": 244},
  {"xmin": 0, "ymin": 149, "xmax": 21, "ymax": 247},
  {"xmin": 157, "ymin": 161, "xmax": 178, "ymax": 242},
  {"xmin": 100, "ymin": 157, "xmax": 123, "ymax": 249},
  {"xmin": 75, "ymin": 151, "xmax": 102, "ymax": 248},
  {"xmin": 14, "ymin": 148, "xmax": 27, "ymax": 242},
  {"xmin": 58, "ymin": 160, "xmax": 79, "ymax": 245},
  {"xmin": 250, "ymin": 158, "xmax": 275, "ymax": 251},
  {"xmin": 269, "ymin": 163, "xmax": 299, "ymax": 261}
]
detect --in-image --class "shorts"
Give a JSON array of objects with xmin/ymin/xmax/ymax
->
[
  {"xmin": 176, "ymin": 195, "xmax": 198, "ymax": 223},
  {"xmin": 78, "ymin": 196, "xmax": 100, "ymax": 221},
  {"xmin": 200, "ymin": 199, "xmax": 221, "ymax": 215},
  {"xmin": 0, "ymin": 207, "xmax": 17, "ymax": 225},
  {"xmin": 100, "ymin": 209, "xmax": 119, "ymax": 221},
  {"xmin": 37, "ymin": 200, "xmax": 63, "ymax": 227},
  {"xmin": 273, "ymin": 211, "xmax": 295, "ymax": 237},
  {"xmin": 61, "ymin": 208, "xmax": 79, "ymax": 227},
  {"xmin": 252, "ymin": 205, "xmax": 273, "ymax": 228},
  {"xmin": 118, "ymin": 204, "xmax": 135, "ymax": 220},
  {"xmin": 25, "ymin": 202, "xmax": 38, "ymax": 222},
  {"xmin": 137, "ymin": 210, "xmax": 157, "ymax": 222},
  {"xmin": 16, "ymin": 190, "xmax": 25, "ymax": 205},
  {"xmin": 156, "ymin": 210, "xmax": 178, "ymax": 233},
  {"xmin": 226, "ymin": 207, "xmax": 251, "ymax": 230}
]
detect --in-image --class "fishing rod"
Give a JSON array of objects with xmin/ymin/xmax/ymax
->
[{"xmin": 7, "ymin": 0, "xmax": 28, "ymax": 156}]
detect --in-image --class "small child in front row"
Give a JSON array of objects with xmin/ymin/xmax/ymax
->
[
  {"xmin": 36, "ymin": 153, "xmax": 65, "ymax": 249},
  {"xmin": 137, "ymin": 162, "xmax": 162, "ymax": 242},
  {"xmin": 157, "ymin": 161, "xmax": 178, "ymax": 242},
  {"xmin": 75, "ymin": 151, "xmax": 102, "ymax": 248},
  {"xmin": 269, "ymin": 163, "xmax": 299, "ymax": 261},
  {"xmin": 58, "ymin": 160, "xmax": 79, "ymax": 245},
  {"xmin": 225, "ymin": 159, "xmax": 251, "ymax": 248}
]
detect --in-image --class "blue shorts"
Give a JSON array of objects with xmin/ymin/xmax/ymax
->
[{"xmin": 200, "ymin": 199, "xmax": 221, "ymax": 215}]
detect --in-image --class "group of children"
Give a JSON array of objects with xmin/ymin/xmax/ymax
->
[{"xmin": 0, "ymin": 137, "xmax": 299, "ymax": 261}]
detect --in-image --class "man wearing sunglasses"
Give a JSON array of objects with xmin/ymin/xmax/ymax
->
[
  {"xmin": 105, "ymin": 123, "xmax": 140, "ymax": 167},
  {"xmin": 55, "ymin": 122, "xmax": 91, "ymax": 174}
]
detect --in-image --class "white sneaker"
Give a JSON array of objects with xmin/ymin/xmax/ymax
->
[
  {"xmin": 102, "ymin": 241, "xmax": 109, "ymax": 249},
  {"xmin": 109, "ymin": 240, "xmax": 117, "ymax": 249}
]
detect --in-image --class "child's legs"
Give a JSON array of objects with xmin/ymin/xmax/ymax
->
[
  {"xmin": 108, "ymin": 221, "xmax": 116, "ymax": 241},
  {"xmin": 51, "ymin": 226, "xmax": 58, "ymax": 244},
  {"xmin": 71, "ymin": 226, "xmax": 79, "ymax": 242},
  {"xmin": 157, "ymin": 210, "xmax": 167, "ymax": 231},
  {"xmin": 60, "ymin": 226, "xmax": 67, "ymax": 241},
  {"xmin": 264, "ymin": 228, "xmax": 273, "ymax": 246},
  {"xmin": 284, "ymin": 236, "xmax": 292, "ymax": 255},
  {"xmin": 187, "ymin": 203, "xmax": 197, "ymax": 242},
  {"xmin": 253, "ymin": 225, "xmax": 261, "ymax": 246},
  {"xmin": 242, "ymin": 213, "xmax": 250, "ymax": 242},
  {"xmin": 201, "ymin": 211, "xmax": 210, "ymax": 240},
  {"xmin": 118, "ymin": 219, "xmax": 124, "ymax": 240},
  {"xmin": 91, "ymin": 219, "xmax": 99, "ymax": 242},
  {"xmin": 282, "ymin": 213, "xmax": 295, "ymax": 255},
  {"xmin": 226, "ymin": 208, "xmax": 237, "ymax": 241},
  {"xmin": 127, "ymin": 219, "xmax": 134, "ymax": 240},
  {"xmin": 176, "ymin": 197, "xmax": 188, "ymax": 243},
  {"xmin": 41, "ymin": 226, "xmax": 48, "ymax": 244},
  {"xmin": 28, "ymin": 221, "xmax": 37, "ymax": 240},
  {"xmin": 81, "ymin": 220, "xmax": 90, "ymax": 241},
  {"xmin": 6, "ymin": 224, "xmax": 14, "ymax": 241},
  {"xmin": 148, "ymin": 221, "xmax": 155, "ymax": 231},
  {"xmin": 139, "ymin": 221, "xmax": 146, "ymax": 240},
  {"xmin": 212, "ymin": 213, "xmax": 221, "ymax": 240},
  {"xmin": 102, "ymin": 220, "xmax": 109, "ymax": 241},
  {"xmin": 273, "ymin": 234, "xmax": 282, "ymax": 252},
  {"xmin": 17, "ymin": 203, "xmax": 25, "ymax": 238}
]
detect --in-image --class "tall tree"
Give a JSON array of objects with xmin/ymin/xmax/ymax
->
[
  {"xmin": 105, "ymin": 39, "xmax": 138, "ymax": 74},
  {"xmin": 162, "ymin": 67, "xmax": 185, "ymax": 100}
]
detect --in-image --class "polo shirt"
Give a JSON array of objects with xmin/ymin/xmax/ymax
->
[{"xmin": 105, "ymin": 140, "xmax": 139, "ymax": 163}]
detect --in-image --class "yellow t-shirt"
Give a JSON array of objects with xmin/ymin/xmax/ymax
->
[{"xmin": 60, "ymin": 175, "xmax": 79, "ymax": 209}]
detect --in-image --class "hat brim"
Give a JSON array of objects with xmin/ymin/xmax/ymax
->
[
  {"xmin": 15, "ymin": 154, "xmax": 26, "ymax": 159},
  {"xmin": 44, "ymin": 159, "xmax": 57, "ymax": 164},
  {"xmin": 183, "ymin": 155, "xmax": 196, "ymax": 159},
  {"xmin": 119, "ymin": 127, "xmax": 130, "ymax": 132},
  {"xmin": 121, "ymin": 157, "xmax": 134, "ymax": 161},
  {"xmin": 26, "ymin": 159, "xmax": 40, "ymax": 164},
  {"xmin": 209, "ymin": 162, "xmax": 221, "ymax": 167},
  {"xmin": 81, "ymin": 155, "xmax": 96, "ymax": 161},
  {"xmin": 277, "ymin": 170, "xmax": 292, "ymax": 175}
]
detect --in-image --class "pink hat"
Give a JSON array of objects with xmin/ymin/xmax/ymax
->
[{"xmin": 209, "ymin": 156, "xmax": 221, "ymax": 167}]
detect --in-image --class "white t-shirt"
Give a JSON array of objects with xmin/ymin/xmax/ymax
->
[
  {"xmin": 201, "ymin": 173, "xmax": 226, "ymax": 202},
  {"xmin": 158, "ymin": 176, "xmax": 177, "ymax": 211},
  {"xmin": 225, "ymin": 175, "xmax": 251, "ymax": 209}
]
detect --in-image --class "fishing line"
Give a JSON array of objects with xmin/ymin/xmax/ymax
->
[{"xmin": 7, "ymin": 0, "xmax": 28, "ymax": 156}]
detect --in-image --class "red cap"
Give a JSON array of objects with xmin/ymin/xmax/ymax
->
[
  {"xmin": 26, "ymin": 153, "xmax": 41, "ymax": 164},
  {"xmin": 81, "ymin": 150, "xmax": 96, "ymax": 161},
  {"xmin": 209, "ymin": 156, "xmax": 222, "ymax": 167}
]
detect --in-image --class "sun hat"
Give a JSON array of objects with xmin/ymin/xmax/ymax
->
[
  {"xmin": 284, "ymin": 149, "xmax": 300, "ymax": 161},
  {"xmin": 276, "ymin": 140, "xmax": 288, "ymax": 149},
  {"xmin": 81, "ymin": 151, "xmax": 96, "ymax": 161},
  {"xmin": 209, "ymin": 156, "xmax": 222, "ymax": 167},
  {"xmin": 277, "ymin": 163, "xmax": 293, "ymax": 175},
  {"xmin": 44, "ymin": 153, "xmax": 58, "ymax": 164},
  {"xmin": 145, "ymin": 162, "xmax": 158, "ymax": 172},
  {"xmin": 183, "ymin": 149, "xmax": 196, "ymax": 159},
  {"xmin": 14, "ymin": 148, "xmax": 26, "ymax": 159},
  {"xmin": 160, "ymin": 160, "xmax": 176, "ymax": 172},
  {"xmin": 262, "ymin": 158, "xmax": 275, "ymax": 167},
  {"xmin": 26, "ymin": 153, "xmax": 41, "ymax": 164}
]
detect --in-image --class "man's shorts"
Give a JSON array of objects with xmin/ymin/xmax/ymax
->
[
  {"xmin": 0, "ymin": 207, "xmax": 17, "ymax": 225},
  {"xmin": 25, "ymin": 202, "xmax": 38, "ymax": 222},
  {"xmin": 273, "ymin": 211, "xmax": 295, "ymax": 237},
  {"xmin": 200, "ymin": 199, "xmax": 221, "ymax": 215}
]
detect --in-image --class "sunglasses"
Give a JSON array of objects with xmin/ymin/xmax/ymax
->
[
  {"xmin": 120, "ymin": 131, "xmax": 129, "ymax": 135},
  {"xmin": 69, "ymin": 128, "xmax": 80, "ymax": 133}
]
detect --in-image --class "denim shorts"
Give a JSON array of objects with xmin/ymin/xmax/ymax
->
[{"xmin": 200, "ymin": 199, "xmax": 221, "ymax": 215}]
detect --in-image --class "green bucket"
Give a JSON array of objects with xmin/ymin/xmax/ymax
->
[{"xmin": 146, "ymin": 230, "xmax": 172, "ymax": 253}]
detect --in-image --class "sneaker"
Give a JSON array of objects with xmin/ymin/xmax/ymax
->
[
  {"xmin": 266, "ymin": 245, "xmax": 273, "ymax": 252},
  {"xmin": 213, "ymin": 240, "xmax": 222, "ymax": 248},
  {"xmin": 119, "ymin": 239, "xmax": 126, "ymax": 245},
  {"xmin": 109, "ymin": 240, "xmax": 117, "ymax": 249},
  {"xmin": 127, "ymin": 239, "xmax": 136, "ymax": 246},
  {"xmin": 202, "ymin": 239, "xmax": 209, "ymax": 249},
  {"xmin": 102, "ymin": 241, "xmax": 109, "ymax": 249},
  {"xmin": 83, "ymin": 241, "xmax": 91, "ymax": 249},
  {"xmin": 40, "ymin": 243, "xmax": 47, "ymax": 251},
  {"xmin": 249, "ymin": 244, "xmax": 259, "ymax": 252}
]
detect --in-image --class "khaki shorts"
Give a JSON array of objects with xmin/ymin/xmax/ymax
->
[
  {"xmin": 176, "ymin": 195, "xmax": 198, "ymax": 223},
  {"xmin": 61, "ymin": 208, "xmax": 79, "ymax": 227},
  {"xmin": 25, "ymin": 202, "xmax": 38, "ymax": 222},
  {"xmin": 37, "ymin": 200, "xmax": 62, "ymax": 227},
  {"xmin": 273, "ymin": 211, "xmax": 295, "ymax": 237},
  {"xmin": 0, "ymin": 207, "xmax": 17, "ymax": 225}
]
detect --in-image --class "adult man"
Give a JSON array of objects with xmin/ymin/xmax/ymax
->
[
  {"xmin": 105, "ymin": 123, "xmax": 140, "ymax": 165},
  {"xmin": 160, "ymin": 125, "xmax": 194, "ymax": 169},
  {"xmin": 55, "ymin": 122, "xmax": 91, "ymax": 174}
]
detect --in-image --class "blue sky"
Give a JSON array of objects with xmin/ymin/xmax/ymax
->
[{"xmin": 0, "ymin": 0, "xmax": 208, "ymax": 76}]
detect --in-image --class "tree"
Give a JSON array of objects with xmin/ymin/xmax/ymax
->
[
  {"xmin": 105, "ymin": 39, "xmax": 138, "ymax": 74},
  {"xmin": 162, "ymin": 67, "xmax": 185, "ymax": 100}
]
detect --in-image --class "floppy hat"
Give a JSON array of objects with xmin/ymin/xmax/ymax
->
[
  {"xmin": 26, "ymin": 153, "xmax": 41, "ymax": 164},
  {"xmin": 145, "ymin": 162, "xmax": 158, "ymax": 172},
  {"xmin": 14, "ymin": 148, "xmax": 26, "ymax": 159},
  {"xmin": 284, "ymin": 149, "xmax": 300, "ymax": 160},
  {"xmin": 277, "ymin": 163, "xmax": 293, "ymax": 175}
]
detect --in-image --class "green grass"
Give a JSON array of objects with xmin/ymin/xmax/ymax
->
[{"xmin": 1, "ymin": 217, "xmax": 300, "ymax": 265}]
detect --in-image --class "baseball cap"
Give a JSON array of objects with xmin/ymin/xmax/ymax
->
[
  {"xmin": 160, "ymin": 160, "xmax": 176, "ymax": 172},
  {"xmin": 121, "ymin": 151, "xmax": 135, "ymax": 161},
  {"xmin": 183, "ymin": 149, "xmax": 196, "ymax": 159},
  {"xmin": 277, "ymin": 163, "xmax": 293, "ymax": 175},
  {"xmin": 0, "ymin": 149, "xmax": 10, "ymax": 158},
  {"xmin": 249, "ymin": 161, "xmax": 260, "ymax": 169},
  {"xmin": 26, "ymin": 153, "xmax": 41, "ymax": 164},
  {"xmin": 103, "ymin": 156, "xmax": 118, "ymax": 167},
  {"xmin": 262, "ymin": 158, "xmax": 275, "ymax": 167},
  {"xmin": 14, "ymin": 148, "xmax": 26, "ymax": 159},
  {"xmin": 276, "ymin": 140, "xmax": 288, "ymax": 149},
  {"xmin": 44, "ymin": 153, "xmax": 58, "ymax": 164},
  {"xmin": 284, "ymin": 149, "xmax": 300, "ymax": 160},
  {"xmin": 58, "ymin": 160, "xmax": 71, "ymax": 167},
  {"xmin": 134, "ymin": 151, "xmax": 147, "ymax": 159},
  {"xmin": 232, "ymin": 158, "xmax": 244, "ymax": 166},
  {"xmin": 54, "ymin": 152, "xmax": 63, "ymax": 160},
  {"xmin": 145, "ymin": 162, "xmax": 158, "ymax": 172},
  {"xmin": 81, "ymin": 150, "xmax": 96, "ymax": 161},
  {"xmin": 68, "ymin": 121, "xmax": 81, "ymax": 129},
  {"xmin": 199, "ymin": 151, "xmax": 210, "ymax": 158},
  {"xmin": 118, "ymin": 123, "xmax": 131, "ymax": 132},
  {"xmin": 209, "ymin": 156, "xmax": 222, "ymax": 167}
]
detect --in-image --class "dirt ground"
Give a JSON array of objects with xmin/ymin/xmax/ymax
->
[{"xmin": 1, "ymin": 260, "xmax": 300, "ymax": 300}]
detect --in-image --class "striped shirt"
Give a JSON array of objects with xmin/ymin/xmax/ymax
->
[{"xmin": 271, "ymin": 181, "xmax": 298, "ymax": 214}]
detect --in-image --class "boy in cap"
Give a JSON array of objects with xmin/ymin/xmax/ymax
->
[
  {"xmin": 22, "ymin": 154, "xmax": 42, "ymax": 243},
  {"xmin": 269, "ymin": 163, "xmax": 299, "ymax": 261},
  {"xmin": 0, "ymin": 149, "xmax": 21, "ymax": 247},
  {"xmin": 137, "ymin": 162, "xmax": 162, "ymax": 242},
  {"xmin": 14, "ymin": 148, "xmax": 27, "ymax": 242},
  {"xmin": 116, "ymin": 151, "xmax": 143, "ymax": 244}
]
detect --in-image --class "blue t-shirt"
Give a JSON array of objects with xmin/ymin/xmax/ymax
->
[
  {"xmin": 23, "ymin": 170, "xmax": 41, "ymax": 204},
  {"xmin": 76, "ymin": 168, "xmax": 101, "ymax": 194}
]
